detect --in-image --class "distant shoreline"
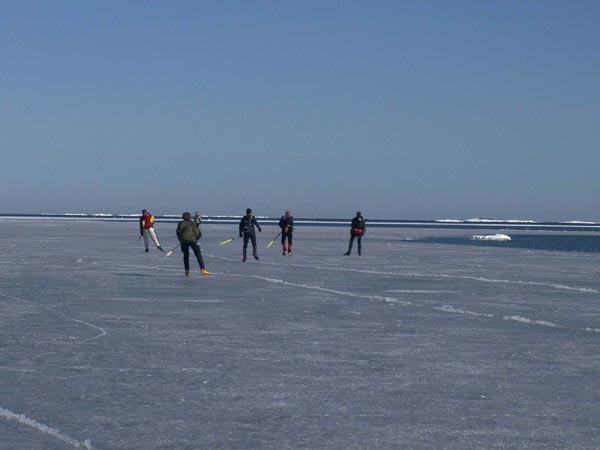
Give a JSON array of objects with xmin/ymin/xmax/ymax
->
[{"xmin": 1, "ymin": 214, "xmax": 599, "ymax": 231}]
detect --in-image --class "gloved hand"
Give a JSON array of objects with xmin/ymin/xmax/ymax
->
[
  {"xmin": 239, "ymin": 233, "xmax": 243, "ymax": 238},
  {"xmin": 258, "ymin": 228, "xmax": 262, "ymax": 232}
]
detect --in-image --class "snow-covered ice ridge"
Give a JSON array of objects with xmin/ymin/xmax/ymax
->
[
  {"xmin": 0, "ymin": 406, "xmax": 95, "ymax": 449},
  {"xmin": 435, "ymin": 218, "xmax": 536, "ymax": 223},
  {"xmin": 471, "ymin": 234, "xmax": 512, "ymax": 241},
  {"xmin": 3, "ymin": 214, "xmax": 600, "ymax": 231}
]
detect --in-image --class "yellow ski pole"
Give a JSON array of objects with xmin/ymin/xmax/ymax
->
[
  {"xmin": 165, "ymin": 243, "xmax": 180, "ymax": 257},
  {"xmin": 267, "ymin": 231, "xmax": 282, "ymax": 249}
]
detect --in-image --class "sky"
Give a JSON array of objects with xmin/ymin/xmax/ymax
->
[{"xmin": 2, "ymin": 1, "xmax": 599, "ymax": 221}]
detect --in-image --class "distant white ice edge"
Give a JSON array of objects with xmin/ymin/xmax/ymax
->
[{"xmin": 471, "ymin": 234, "xmax": 512, "ymax": 241}]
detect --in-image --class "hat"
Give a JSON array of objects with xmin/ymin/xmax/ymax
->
[
  {"xmin": 182, "ymin": 211, "xmax": 191, "ymax": 220},
  {"xmin": 356, "ymin": 211, "xmax": 362, "ymax": 216},
  {"xmin": 246, "ymin": 208, "xmax": 252, "ymax": 214}
]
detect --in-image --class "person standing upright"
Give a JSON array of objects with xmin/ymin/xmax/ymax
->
[
  {"xmin": 139, "ymin": 209, "xmax": 164, "ymax": 252},
  {"xmin": 344, "ymin": 211, "xmax": 366, "ymax": 256},
  {"xmin": 278, "ymin": 209, "xmax": 294, "ymax": 255},
  {"xmin": 176, "ymin": 211, "xmax": 211, "ymax": 276},
  {"xmin": 239, "ymin": 208, "xmax": 262, "ymax": 262}
]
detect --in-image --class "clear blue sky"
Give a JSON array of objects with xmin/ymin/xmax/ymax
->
[{"xmin": 2, "ymin": 1, "xmax": 599, "ymax": 220}]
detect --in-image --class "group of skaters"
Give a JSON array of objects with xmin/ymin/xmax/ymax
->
[{"xmin": 139, "ymin": 208, "xmax": 366, "ymax": 277}]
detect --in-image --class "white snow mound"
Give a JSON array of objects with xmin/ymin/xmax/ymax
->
[{"xmin": 471, "ymin": 234, "xmax": 512, "ymax": 241}]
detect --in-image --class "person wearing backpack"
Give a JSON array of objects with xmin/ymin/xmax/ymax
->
[
  {"xmin": 176, "ymin": 211, "xmax": 211, "ymax": 276},
  {"xmin": 344, "ymin": 211, "xmax": 366, "ymax": 256},
  {"xmin": 278, "ymin": 210, "xmax": 294, "ymax": 255},
  {"xmin": 239, "ymin": 208, "xmax": 262, "ymax": 261}
]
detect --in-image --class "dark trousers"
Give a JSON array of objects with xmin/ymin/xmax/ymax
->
[
  {"xmin": 347, "ymin": 235, "xmax": 362, "ymax": 255},
  {"xmin": 243, "ymin": 232, "xmax": 257, "ymax": 257},
  {"xmin": 281, "ymin": 232, "xmax": 293, "ymax": 246},
  {"xmin": 181, "ymin": 242, "xmax": 205, "ymax": 271}
]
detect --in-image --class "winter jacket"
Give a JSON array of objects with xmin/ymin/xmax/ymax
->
[
  {"xmin": 279, "ymin": 215, "xmax": 294, "ymax": 234},
  {"xmin": 350, "ymin": 215, "xmax": 366, "ymax": 236},
  {"xmin": 177, "ymin": 219, "xmax": 201, "ymax": 244},
  {"xmin": 140, "ymin": 213, "xmax": 155, "ymax": 230},
  {"xmin": 239, "ymin": 215, "xmax": 261, "ymax": 236},
  {"xmin": 139, "ymin": 212, "xmax": 155, "ymax": 235}
]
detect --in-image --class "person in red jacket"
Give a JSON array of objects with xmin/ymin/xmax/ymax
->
[{"xmin": 139, "ymin": 209, "xmax": 164, "ymax": 252}]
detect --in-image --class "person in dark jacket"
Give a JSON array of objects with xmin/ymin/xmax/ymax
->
[
  {"xmin": 278, "ymin": 210, "xmax": 294, "ymax": 256},
  {"xmin": 176, "ymin": 211, "xmax": 211, "ymax": 276},
  {"xmin": 239, "ymin": 208, "xmax": 262, "ymax": 261},
  {"xmin": 344, "ymin": 211, "xmax": 366, "ymax": 256}
]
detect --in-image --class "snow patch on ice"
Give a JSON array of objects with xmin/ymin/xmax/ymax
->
[
  {"xmin": 210, "ymin": 256, "xmax": 600, "ymax": 296},
  {"xmin": 387, "ymin": 289, "xmax": 456, "ymax": 294},
  {"xmin": 312, "ymin": 265, "xmax": 600, "ymax": 295},
  {"xmin": 0, "ymin": 406, "xmax": 96, "ymax": 449},
  {"xmin": 471, "ymin": 234, "xmax": 512, "ymax": 241},
  {"xmin": 582, "ymin": 327, "xmax": 600, "ymax": 333},
  {"xmin": 433, "ymin": 274, "xmax": 599, "ymax": 294},
  {"xmin": 466, "ymin": 218, "xmax": 536, "ymax": 223},
  {"xmin": 250, "ymin": 274, "xmax": 576, "ymax": 332},
  {"xmin": 435, "ymin": 305, "xmax": 494, "ymax": 318},
  {"xmin": 234, "ymin": 275, "xmax": 416, "ymax": 307},
  {"xmin": 503, "ymin": 315, "xmax": 556, "ymax": 327},
  {"xmin": 258, "ymin": 274, "xmax": 600, "ymax": 336},
  {"xmin": 121, "ymin": 259, "xmax": 600, "ymax": 334}
]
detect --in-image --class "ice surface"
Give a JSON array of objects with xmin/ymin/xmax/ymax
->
[{"xmin": 1, "ymin": 219, "xmax": 599, "ymax": 449}]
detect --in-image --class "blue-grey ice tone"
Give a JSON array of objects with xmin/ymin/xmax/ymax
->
[{"xmin": 1, "ymin": 219, "xmax": 599, "ymax": 449}]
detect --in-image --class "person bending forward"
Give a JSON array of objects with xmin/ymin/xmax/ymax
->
[{"xmin": 176, "ymin": 211, "xmax": 211, "ymax": 276}]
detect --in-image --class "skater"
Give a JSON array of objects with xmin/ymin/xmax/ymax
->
[
  {"xmin": 278, "ymin": 209, "xmax": 294, "ymax": 255},
  {"xmin": 344, "ymin": 211, "xmax": 366, "ymax": 256},
  {"xmin": 139, "ymin": 209, "xmax": 164, "ymax": 252},
  {"xmin": 239, "ymin": 208, "xmax": 262, "ymax": 261},
  {"xmin": 176, "ymin": 211, "xmax": 211, "ymax": 276}
]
